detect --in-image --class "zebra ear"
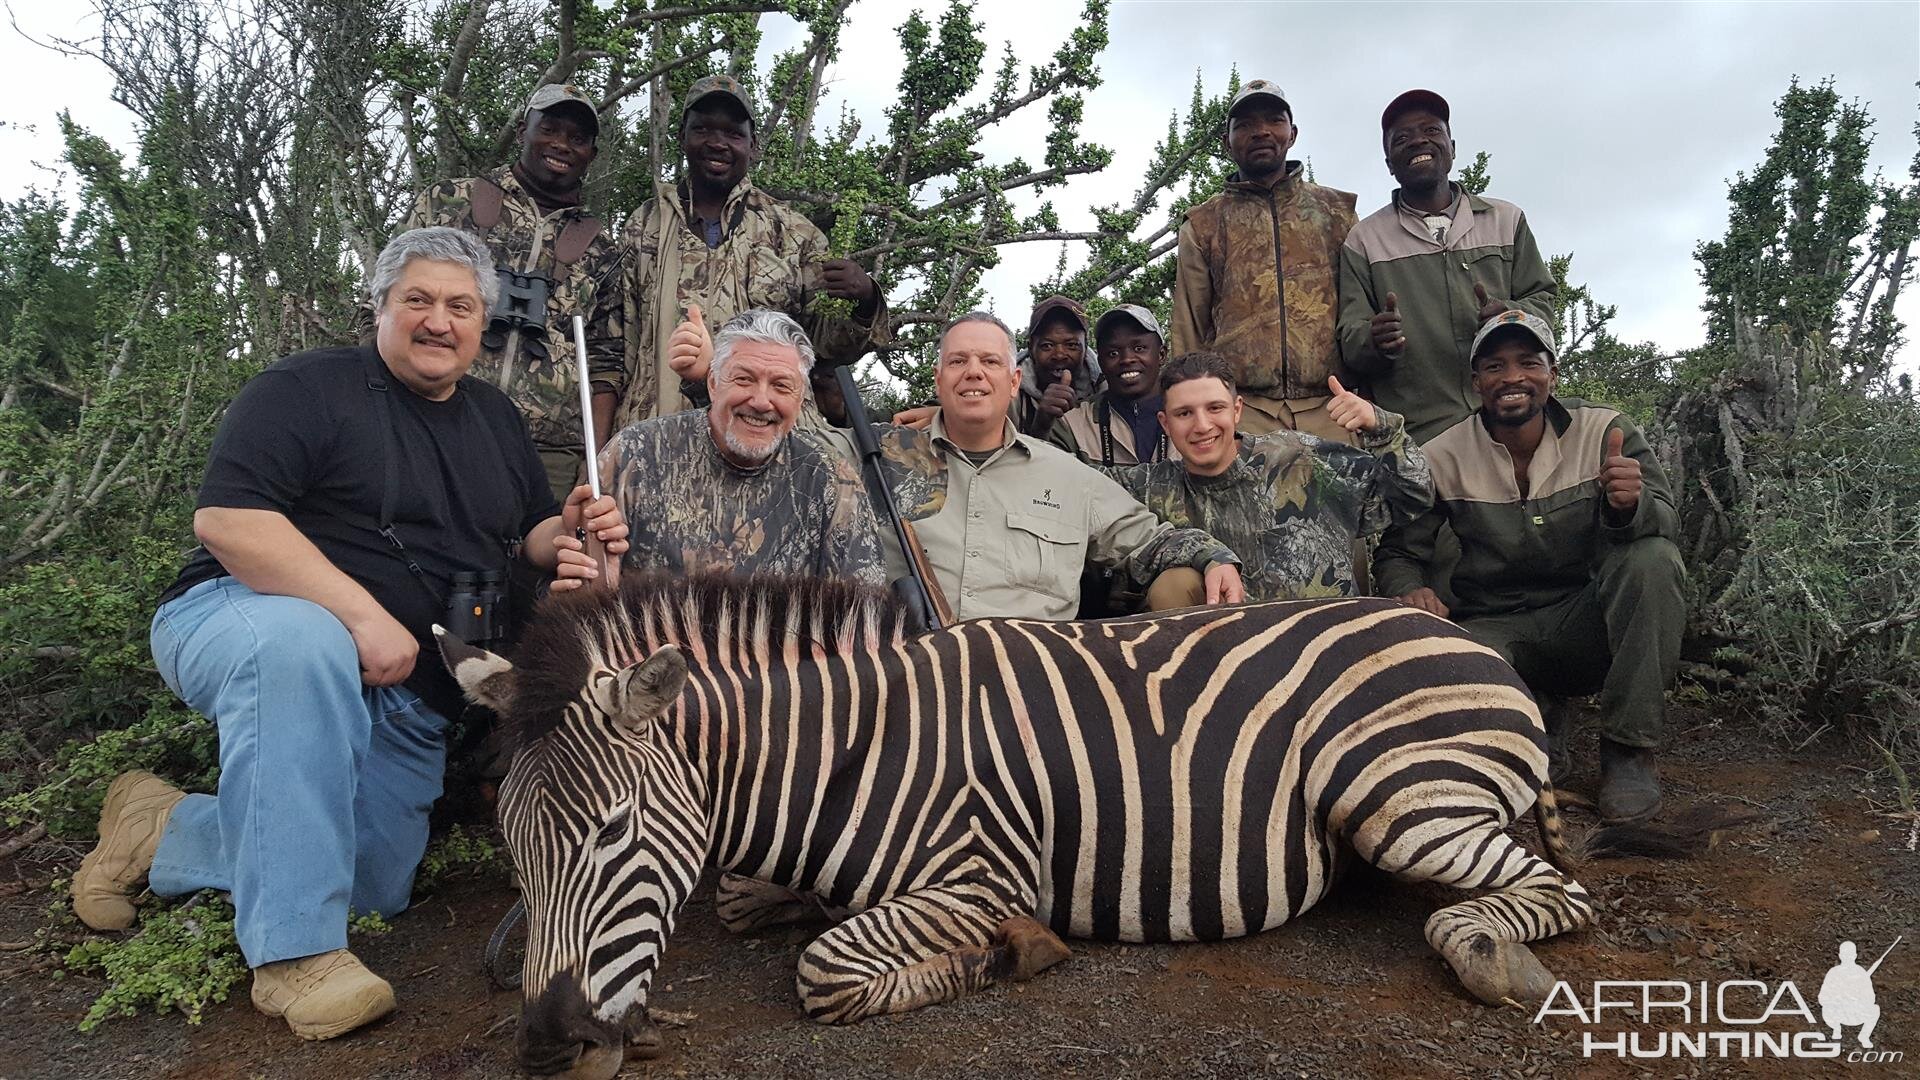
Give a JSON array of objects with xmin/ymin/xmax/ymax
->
[
  {"xmin": 434, "ymin": 626, "xmax": 514, "ymax": 711},
  {"xmin": 597, "ymin": 646, "xmax": 688, "ymax": 733}
]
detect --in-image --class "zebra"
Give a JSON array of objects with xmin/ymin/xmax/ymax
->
[{"xmin": 439, "ymin": 572, "xmax": 1598, "ymax": 1078}]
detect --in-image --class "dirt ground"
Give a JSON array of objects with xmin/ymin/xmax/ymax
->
[{"xmin": 0, "ymin": 704, "xmax": 1914, "ymax": 1080}]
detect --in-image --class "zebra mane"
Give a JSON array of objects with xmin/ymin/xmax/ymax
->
[{"xmin": 500, "ymin": 571, "xmax": 911, "ymax": 752}]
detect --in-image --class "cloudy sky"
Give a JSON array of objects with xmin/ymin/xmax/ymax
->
[{"xmin": 5, "ymin": 0, "xmax": 1916, "ymax": 363}]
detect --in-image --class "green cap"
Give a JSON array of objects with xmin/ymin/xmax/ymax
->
[
  {"xmin": 685, "ymin": 74, "xmax": 755, "ymax": 127},
  {"xmin": 525, "ymin": 83, "xmax": 599, "ymax": 135}
]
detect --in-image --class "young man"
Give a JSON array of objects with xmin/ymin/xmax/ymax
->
[
  {"xmin": 1374, "ymin": 311, "xmax": 1684, "ymax": 822},
  {"xmin": 1172, "ymin": 79, "xmax": 1358, "ymax": 441},
  {"xmin": 403, "ymin": 83, "xmax": 626, "ymax": 500},
  {"xmin": 618, "ymin": 75, "xmax": 887, "ymax": 425},
  {"xmin": 1107, "ymin": 352, "xmax": 1432, "ymax": 606},
  {"xmin": 1050, "ymin": 304, "xmax": 1175, "ymax": 465},
  {"xmin": 1338, "ymin": 89, "xmax": 1558, "ymax": 444},
  {"xmin": 73, "ymin": 229, "xmax": 626, "ymax": 1040}
]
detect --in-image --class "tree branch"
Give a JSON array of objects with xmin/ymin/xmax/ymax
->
[{"xmin": 615, "ymin": 2, "xmax": 785, "ymax": 29}]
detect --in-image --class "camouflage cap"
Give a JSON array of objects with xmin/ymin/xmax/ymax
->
[
  {"xmin": 526, "ymin": 83, "xmax": 600, "ymax": 135},
  {"xmin": 1095, "ymin": 303, "xmax": 1163, "ymax": 343},
  {"xmin": 1470, "ymin": 309, "xmax": 1558, "ymax": 364},
  {"xmin": 1229, "ymin": 79, "xmax": 1291, "ymax": 118},
  {"xmin": 1027, "ymin": 294, "xmax": 1088, "ymax": 338},
  {"xmin": 685, "ymin": 74, "xmax": 755, "ymax": 126}
]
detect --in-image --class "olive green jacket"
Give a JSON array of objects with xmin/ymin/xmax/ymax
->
[
  {"xmin": 1337, "ymin": 189, "xmax": 1557, "ymax": 443},
  {"xmin": 1374, "ymin": 397, "xmax": 1679, "ymax": 618}
]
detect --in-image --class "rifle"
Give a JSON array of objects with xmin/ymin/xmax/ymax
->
[{"xmin": 832, "ymin": 364, "xmax": 952, "ymax": 631}]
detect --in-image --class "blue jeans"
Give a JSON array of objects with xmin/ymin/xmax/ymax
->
[{"xmin": 148, "ymin": 577, "xmax": 449, "ymax": 966}]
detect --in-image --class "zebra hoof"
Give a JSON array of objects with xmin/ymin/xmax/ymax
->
[
  {"xmin": 624, "ymin": 1008, "xmax": 664, "ymax": 1060},
  {"xmin": 561, "ymin": 1043, "xmax": 623, "ymax": 1080},
  {"xmin": 1449, "ymin": 935, "xmax": 1556, "ymax": 1007},
  {"xmin": 996, "ymin": 916, "xmax": 1071, "ymax": 981}
]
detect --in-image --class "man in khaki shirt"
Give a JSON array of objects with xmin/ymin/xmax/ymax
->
[{"xmin": 869, "ymin": 312, "xmax": 1244, "ymax": 622}]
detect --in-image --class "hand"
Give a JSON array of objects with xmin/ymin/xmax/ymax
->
[
  {"xmin": 1600, "ymin": 427, "xmax": 1642, "ymax": 515},
  {"xmin": 820, "ymin": 258, "xmax": 877, "ymax": 304},
  {"xmin": 1370, "ymin": 291, "xmax": 1405, "ymax": 359},
  {"xmin": 550, "ymin": 531, "xmax": 624, "ymax": 592},
  {"xmin": 1325, "ymin": 375, "xmax": 1378, "ymax": 434},
  {"xmin": 562, "ymin": 486, "xmax": 629, "ymax": 547},
  {"xmin": 1473, "ymin": 283, "xmax": 1505, "ymax": 325},
  {"xmin": 1203, "ymin": 561, "xmax": 1245, "ymax": 605},
  {"xmin": 1397, "ymin": 587, "xmax": 1450, "ymax": 619},
  {"xmin": 347, "ymin": 608, "xmax": 418, "ymax": 686},
  {"xmin": 668, "ymin": 303, "xmax": 712, "ymax": 382},
  {"xmin": 1036, "ymin": 368, "xmax": 1077, "ymax": 421},
  {"xmin": 892, "ymin": 405, "xmax": 937, "ymax": 430}
]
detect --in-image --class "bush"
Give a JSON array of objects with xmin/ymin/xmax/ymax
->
[{"xmin": 63, "ymin": 891, "xmax": 247, "ymax": 1031}]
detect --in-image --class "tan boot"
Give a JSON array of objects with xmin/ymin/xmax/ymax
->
[
  {"xmin": 71, "ymin": 771, "xmax": 186, "ymax": 931},
  {"xmin": 251, "ymin": 949, "xmax": 396, "ymax": 1040}
]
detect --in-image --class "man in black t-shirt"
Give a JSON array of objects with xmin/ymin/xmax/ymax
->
[{"xmin": 69, "ymin": 227, "xmax": 628, "ymax": 1041}]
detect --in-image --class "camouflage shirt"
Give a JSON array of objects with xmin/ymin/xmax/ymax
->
[
  {"xmin": 617, "ymin": 179, "xmax": 890, "ymax": 427},
  {"xmin": 598, "ymin": 410, "xmax": 886, "ymax": 585},
  {"xmin": 1106, "ymin": 406, "xmax": 1432, "ymax": 603},
  {"xmin": 405, "ymin": 167, "xmax": 625, "ymax": 449}
]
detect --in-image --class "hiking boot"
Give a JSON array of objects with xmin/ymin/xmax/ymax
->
[
  {"xmin": 251, "ymin": 949, "xmax": 396, "ymax": 1040},
  {"xmin": 1598, "ymin": 738, "xmax": 1662, "ymax": 823},
  {"xmin": 1541, "ymin": 697, "xmax": 1574, "ymax": 788},
  {"xmin": 71, "ymin": 771, "xmax": 186, "ymax": 931}
]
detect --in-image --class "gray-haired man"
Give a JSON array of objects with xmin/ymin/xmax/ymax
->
[
  {"xmin": 70, "ymin": 227, "xmax": 627, "ymax": 1040},
  {"xmin": 585, "ymin": 309, "xmax": 887, "ymax": 586}
]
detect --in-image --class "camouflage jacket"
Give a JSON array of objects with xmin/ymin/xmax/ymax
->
[
  {"xmin": 598, "ymin": 410, "xmax": 886, "ymax": 585},
  {"xmin": 1106, "ymin": 406, "xmax": 1432, "ymax": 603},
  {"xmin": 404, "ymin": 167, "xmax": 626, "ymax": 449},
  {"xmin": 616, "ymin": 179, "xmax": 891, "ymax": 427},
  {"xmin": 1171, "ymin": 162, "xmax": 1359, "ymax": 399},
  {"xmin": 855, "ymin": 413, "xmax": 1236, "ymax": 621}
]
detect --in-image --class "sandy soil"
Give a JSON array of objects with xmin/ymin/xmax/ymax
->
[{"xmin": 0, "ymin": 705, "xmax": 1914, "ymax": 1079}]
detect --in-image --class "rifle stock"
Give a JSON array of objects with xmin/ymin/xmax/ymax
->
[{"xmin": 832, "ymin": 364, "xmax": 950, "ymax": 631}]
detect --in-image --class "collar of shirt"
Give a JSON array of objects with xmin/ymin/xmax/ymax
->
[
  {"xmin": 1393, "ymin": 184, "xmax": 1471, "ymax": 248},
  {"xmin": 675, "ymin": 177, "xmax": 759, "ymax": 245},
  {"xmin": 928, "ymin": 409, "xmax": 1029, "ymax": 470}
]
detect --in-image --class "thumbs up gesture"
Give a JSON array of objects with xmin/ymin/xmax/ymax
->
[
  {"xmin": 669, "ymin": 303, "xmax": 714, "ymax": 382},
  {"xmin": 1599, "ymin": 425, "xmax": 1642, "ymax": 514},
  {"xmin": 1326, "ymin": 375, "xmax": 1379, "ymax": 435},
  {"xmin": 1037, "ymin": 365, "xmax": 1078, "ymax": 421},
  {"xmin": 1473, "ymin": 282, "xmax": 1505, "ymax": 325},
  {"xmin": 1369, "ymin": 291, "xmax": 1406, "ymax": 360}
]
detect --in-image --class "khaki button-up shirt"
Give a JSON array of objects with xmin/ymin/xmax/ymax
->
[{"xmin": 863, "ymin": 413, "xmax": 1236, "ymax": 622}]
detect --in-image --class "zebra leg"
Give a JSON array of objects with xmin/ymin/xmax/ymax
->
[
  {"xmin": 1369, "ymin": 817, "xmax": 1595, "ymax": 1007},
  {"xmin": 793, "ymin": 883, "xmax": 1069, "ymax": 1024},
  {"xmin": 714, "ymin": 872, "xmax": 839, "ymax": 934}
]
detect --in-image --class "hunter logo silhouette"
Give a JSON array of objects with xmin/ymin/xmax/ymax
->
[{"xmin": 1821, "ymin": 938, "xmax": 1898, "ymax": 1049}]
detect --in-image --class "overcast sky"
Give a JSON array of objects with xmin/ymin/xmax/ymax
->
[{"xmin": 5, "ymin": 0, "xmax": 1916, "ymax": 364}]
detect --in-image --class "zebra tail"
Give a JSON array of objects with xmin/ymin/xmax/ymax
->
[{"xmin": 1536, "ymin": 790, "xmax": 1766, "ymax": 867}]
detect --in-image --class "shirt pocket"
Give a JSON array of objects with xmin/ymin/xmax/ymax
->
[{"xmin": 1005, "ymin": 510, "xmax": 1087, "ymax": 602}]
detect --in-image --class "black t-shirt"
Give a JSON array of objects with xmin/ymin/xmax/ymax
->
[{"xmin": 163, "ymin": 345, "xmax": 560, "ymax": 715}]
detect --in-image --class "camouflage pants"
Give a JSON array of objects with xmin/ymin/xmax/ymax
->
[{"xmin": 1458, "ymin": 537, "xmax": 1686, "ymax": 749}]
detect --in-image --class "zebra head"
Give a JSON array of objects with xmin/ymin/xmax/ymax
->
[{"xmin": 437, "ymin": 628, "xmax": 702, "ymax": 1080}]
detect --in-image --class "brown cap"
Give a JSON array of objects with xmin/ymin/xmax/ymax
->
[
  {"xmin": 1381, "ymin": 88, "xmax": 1450, "ymax": 133},
  {"xmin": 1027, "ymin": 294, "xmax": 1088, "ymax": 338},
  {"xmin": 1229, "ymin": 79, "xmax": 1291, "ymax": 118},
  {"xmin": 1470, "ymin": 309, "xmax": 1557, "ymax": 364},
  {"xmin": 685, "ymin": 74, "xmax": 755, "ymax": 127}
]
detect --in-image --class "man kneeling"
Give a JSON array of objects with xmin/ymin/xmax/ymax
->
[
  {"xmin": 70, "ymin": 227, "xmax": 626, "ymax": 1040},
  {"xmin": 1374, "ymin": 311, "xmax": 1685, "ymax": 821}
]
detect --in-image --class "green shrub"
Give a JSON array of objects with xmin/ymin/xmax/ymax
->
[{"xmin": 64, "ymin": 891, "xmax": 247, "ymax": 1031}]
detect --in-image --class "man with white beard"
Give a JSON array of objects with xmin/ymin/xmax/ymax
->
[{"xmin": 587, "ymin": 310, "xmax": 886, "ymax": 586}]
